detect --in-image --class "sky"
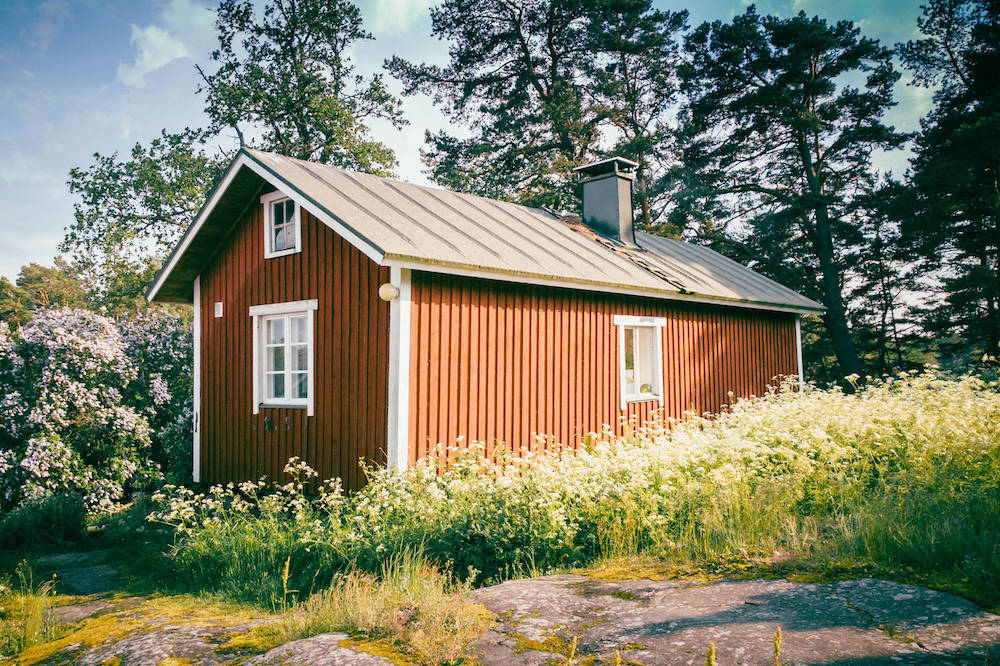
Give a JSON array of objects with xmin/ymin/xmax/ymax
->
[{"xmin": 0, "ymin": 0, "xmax": 932, "ymax": 282}]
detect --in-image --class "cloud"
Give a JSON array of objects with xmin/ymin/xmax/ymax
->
[
  {"xmin": 23, "ymin": 0, "xmax": 71, "ymax": 52},
  {"xmin": 365, "ymin": 0, "xmax": 435, "ymax": 36},
  {"xmin": 117, "ymin": 0, "xmax": 215, "ymax": 89}
]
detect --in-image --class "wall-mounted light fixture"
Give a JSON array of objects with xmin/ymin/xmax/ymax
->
[{"xmin": 378, "ymin": 283, "xmax": 400, "ymax": 302}]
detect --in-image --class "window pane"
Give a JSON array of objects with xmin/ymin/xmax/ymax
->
[
  {"xmin": 293, "ymin": 344, "xmax": 308, "ymax": 371},
  {"xmin": 283, "ymin": 200, "xmax": 295, "ymax": 224},
  {"xmin": 294, "ymin": 372, "xmax": 308, "ymax": 399},
  {"xmin": 267, "ymin": 318, "xmax": 285, "ymax": 344},
  {"xmin": 623, "ymin": 327, "xmax": 637, "ymax": 395},
  {"xmin": 637, "ymin": 327, "xmax": 656, "ymax": 394},
  {"xmin": 267, "ymin": 346, "xmax": 284, "ymax": 372},
  {"xmin": 269, "ymin": 373, "xmax": 285, "ymax": 399},
  {"xmin": 290, "ymin": 315, "xmax": 307, "ymax": 344}
]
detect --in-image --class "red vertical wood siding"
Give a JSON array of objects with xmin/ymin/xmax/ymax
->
[
  {"xmin": 199, "ymin": 195, "xmax": 390, "ymax": 488},
  {"xmin": 407, "ymin": 271, "xmax": 798, "ymax": 461}
]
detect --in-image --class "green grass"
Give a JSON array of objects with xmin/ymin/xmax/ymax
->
[
  {"xmin": 218, "ymin": 548, "xmax": 492, "ymax": 665},
  {"xmin": 0, "ymin": 561, "xmax": 74, "ymax": 659},
  {"xmin": 146, "ymin": 371, "xmax": 1000, "ymax": 609},
  {"xmin": 3, "ymin": 370, "xmax": 999, "ymax": 662}
]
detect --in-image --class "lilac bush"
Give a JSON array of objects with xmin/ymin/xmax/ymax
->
[{"xmin": 0, "ymin": 307, "xmax": 191, "ymax": 512}]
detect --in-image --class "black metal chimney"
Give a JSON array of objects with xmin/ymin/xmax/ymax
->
[{"xmin": 573, "ymin": 156, "xmax": 639, "ymax": 248}]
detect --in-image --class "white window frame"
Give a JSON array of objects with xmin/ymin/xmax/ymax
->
[
  {"xmin": 261, "ymin": 190, "xmax": 302, "ymax": 259},
  {"xmin": 614, "ymin": 314, "xmax": 666, "ymax": 410},
  {"xmin": 250, "ymin": 299, "xmax": 318, "ymax": 415}
]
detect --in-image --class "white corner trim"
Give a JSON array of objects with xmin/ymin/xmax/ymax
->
[
  {"xmin": 249, "ymin": 299, "xmax": 318, "ymax": 416},
  {"xmin": 261, "ymin": 190, "xmax": 303, "ymax": 259},
  {"xmin": 795, "ymin": 315, "xmax": 805, "ymax": 388},
  {"xmin": 616, "ymin": 315, "xmax": 666, "ymax": 411},
  {"xmin": 148, "ymin": 152, "xmax": 385, "ymax": 302},
  {"xmin": 192, "ymin": 276, "xmax": 201, "ymax": 483},
  {"xmin": 386, "ymin": 267, "xmax": 412, "ymax": 471},
  {"xmin": 248, "ymin": 299, "xmax": 318, "ymax": 317}
]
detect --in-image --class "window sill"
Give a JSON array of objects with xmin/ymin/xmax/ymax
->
[
  {"xmin": 258, "ymin": 402, "xmax": 308, "ymax": 410},
  {"xmin": 263, "ymin": 247, "xmax": 301, "ymax": 259},
  {"xmin": 623, "ymin": 393, "xmax": 660, "ymax": 404}
]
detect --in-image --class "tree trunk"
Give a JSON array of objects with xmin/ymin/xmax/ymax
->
[{"xmin": 813, "ymin": 206, "xmax": 864, "ymax": 379}]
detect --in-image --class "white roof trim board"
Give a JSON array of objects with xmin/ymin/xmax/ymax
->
[{"xmin": 148, "ymin": 148, "xmax": 824, "ymax": 314}]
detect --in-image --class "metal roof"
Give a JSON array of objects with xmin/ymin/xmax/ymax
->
[{"xmin": 148, "ymin": 148, "xmax": 824, "ymax": 314}]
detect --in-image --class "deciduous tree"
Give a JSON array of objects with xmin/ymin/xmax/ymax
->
[{"xmin": 199, "ymin": 0, "xmax": 405, "ymax": 173}]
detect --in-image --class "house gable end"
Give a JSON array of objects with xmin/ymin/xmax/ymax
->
[{"xmin": 147, "ymin": 150, "xmax": 385, "ymax": 304}]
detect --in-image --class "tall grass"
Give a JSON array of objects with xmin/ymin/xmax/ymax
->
[
  {"xmin": 0, "ymin": 562, "xmax": 66, "ymax": 658},
  {"xmin": 220, "ymin": 547, "xmax": 491, "ymax": 664},
  {"xmin": 150, "ymin": 371, "xmax": 1000, "ymax": 606}
]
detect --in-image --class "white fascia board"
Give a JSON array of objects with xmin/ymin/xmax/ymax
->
[
  {"xmin": 239, "ymin": 154, "xmax": 383, "ymax": 264},
  {"xmin": 382, "ymin": 258, "xmax": 824, "ymax": 316},
  {"xmin": 148, "ymin": 155, "xmax": 251, "ymax": 302},
  {"xmin": 148, "ymin": 152, "xmax": 385, "ymax": 303}
]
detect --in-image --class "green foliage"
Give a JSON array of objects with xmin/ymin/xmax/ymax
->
[
  {"xmin": 0, "ymin": 494, "xmax": 86, "ymax": 552},
  {"xmin": 151, "ymin": 372, "xmax": 1000, "ymax": 608},
  {"xmin": 899, "ymin": 0, "xmax": 1000, "ymax": 359},
  {"xmin": 0, "ymin": 562, "xmax": 66, "ymax": 659},
  {"xmin": 677, "ymin": 8, "xmax": 908, "ymax": 380},
  {"xmin": 220, "ymin": 548, "xmax": 491, "ymax": 664},
  {"xmin": 389, "ymin": 0, "xmax": 686, "ymax": 215},
  {"xmin": 63, "ymin": 128, "xmax": 225, "ymax": 311},
  {"xmin": 200, "ymin": 0, "xmax": 405, "ymax": 173},
  {"xmin": 0, "ymin": 260, "xmax": 87, "ymax": 328}
]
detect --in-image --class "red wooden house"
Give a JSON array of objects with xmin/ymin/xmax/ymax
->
[{"xmin": 148, "ymin": 149, "xmax": 823, "ymax": 487}]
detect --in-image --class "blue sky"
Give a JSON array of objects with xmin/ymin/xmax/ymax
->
[{"xmin": 0, "ymin": 0, "xmax": 930, "ymax": 282}]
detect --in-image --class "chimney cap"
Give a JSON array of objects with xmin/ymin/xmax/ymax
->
[{"xmin": 573, "ymin": 156, "xmax": 639, "ymax": 179}]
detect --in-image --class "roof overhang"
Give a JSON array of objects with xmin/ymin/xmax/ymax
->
[
  {"xmin": 382, "ymin": 255, "xmax": 825, "ymax": 315},
  {"xmin": 148, "ymin": 149, "xmax": 824, "ymax": 316}
]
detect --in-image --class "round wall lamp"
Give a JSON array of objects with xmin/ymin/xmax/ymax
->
[{"xmin": 378, "ymin": 282, "xmax": 400, "ymax": 301}]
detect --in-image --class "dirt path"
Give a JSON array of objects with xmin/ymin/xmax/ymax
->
[{"xmin": 18, "ymin": 554, "xmax": 1000, "ymax": 665}]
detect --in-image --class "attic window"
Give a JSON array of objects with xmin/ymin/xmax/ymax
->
[
  {"xmin": 261, "ymin": 191, "xmax": 301, "ymax": 258},
  {"xmin": 613, "ymin": 315, "xmax": 666, "ymax": 410}
]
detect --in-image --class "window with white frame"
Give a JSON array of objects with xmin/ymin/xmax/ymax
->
[
  {"xmin": 250, "ymin": 300, "xmax": 317, "ymax": 415},
  {"xmin": 614, "ymin": 315, "xmax": 665, "ymax": 409},
  {"xmin": 261, "ymin": 190, "xmax": 301, "ymax": 258}
]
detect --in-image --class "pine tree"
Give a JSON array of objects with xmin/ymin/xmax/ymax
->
[{"xmin": 677, "ymin": 7, "xmax": 908, "ymax": 379}]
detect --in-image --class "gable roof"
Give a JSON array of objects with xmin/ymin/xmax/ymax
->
[{"xmin": 148, "ymin": 148, "xmax": 823, "ymax": 314}]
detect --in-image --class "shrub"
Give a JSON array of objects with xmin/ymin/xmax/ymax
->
[
  {"xmin": 0, "ymin": 307, "xmax": 191, "ymax": 513},
  {"xmin": 0, "ymin": 493, "xmax": 86, "ymax": 552},
  {"xmin": 150, "ymin": 371, "xmax": 1000, "ymax": 606}
]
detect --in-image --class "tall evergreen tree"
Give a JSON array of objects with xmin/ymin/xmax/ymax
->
[
  {"xmin": 677, "ymin": 7, "xmax": 908, "ymax": 379},
  {"xmin": 900, "ymin": 0, "xmax": 1000, "ymax": 358},
  {"xmin": 388, "ymin": 0, "xmax": 686, "ymax": 215}
]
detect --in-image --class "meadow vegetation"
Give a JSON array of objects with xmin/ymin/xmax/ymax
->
[
  {"xmin": 3, "ymin": 370, "xmax": 997, "ymax": 662},
  {"xmin": 150, "ymin": 370, "xmax": 1000, "ymax": 611}
]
